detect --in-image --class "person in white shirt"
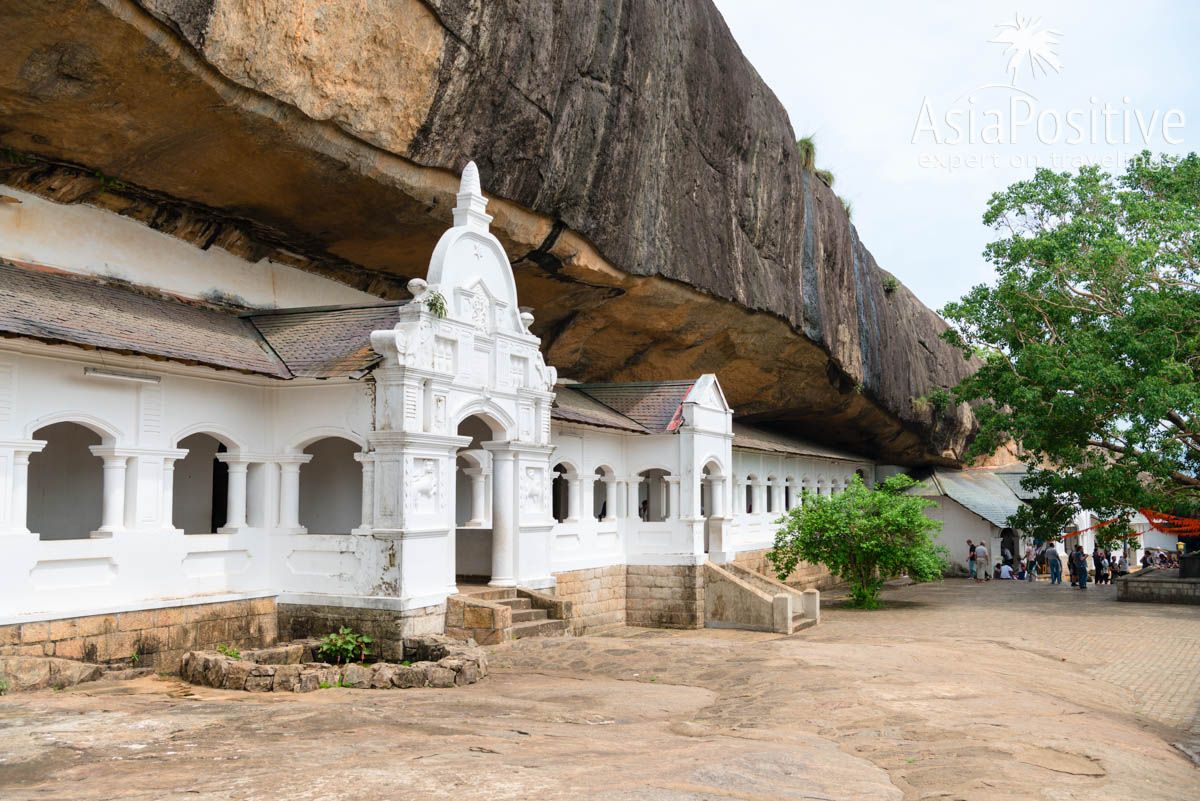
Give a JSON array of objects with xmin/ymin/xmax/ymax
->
[
  {"xmin": 974, "ymin": 542, "xmax": 990, "ymax": 582},
  {"xmin": 999, "ymin": 563, "xmax": 1014, "ymax": 579}
]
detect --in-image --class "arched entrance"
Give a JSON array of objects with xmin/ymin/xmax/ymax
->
[
  {"xmin": 454, "ymin": 414, "xmax": 503, "ymax": 584},
  {"xmin": 299, "ymin": 437, "xmax": 363, "ymax": 534},
  {"xmin": 174, "ymin": 433, "xmax": 229, "ymax": 534},
  {"xmin": 28, "ymin": 422, "xmax": 103, "ymax": 540}
]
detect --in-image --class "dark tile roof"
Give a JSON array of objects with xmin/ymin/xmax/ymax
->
[
  {"xmin": 569, "ymin": 380, "xmax": 695, "ymax": 433},
  {"xmin": 731, "ymin": 423, "xmax": 867, "ymax": 462},
  {"xmin": 0, "ymin": 259, "xmax": 403, "ymax": 379},
  {"xmin": 551, "ymin": 384, "xmax": 650, "ymax": 433},
  {"xmin": 0, "ymin": 260, "xmax": 290, "ymax": 377},
  {"xmin": 248, "ymin": 304, "xmax": 402, "ymax": 378}
]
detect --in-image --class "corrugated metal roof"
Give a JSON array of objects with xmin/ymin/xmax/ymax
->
[
  {"xmin": 551, "ymin": 385, "xmax": 650, "ymax": 433},
  {"xmin": 929, "ymin": 468, "xmax": 1025, "ymax": 528},
  {"xmin": 991, "ymin": 466, "xmax": 1039, "ymax": 500},
  {"xmin": 570, "ymin": 380, "xmax": 695, "ymax": 433},
  {"xmin": 732, "ymin": 422, "xmax": 867, "ymax": 462}
]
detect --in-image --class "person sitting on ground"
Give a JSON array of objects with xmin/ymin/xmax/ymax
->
[
  {"xmin": 998, "ymin": 562, "xmax": 1014, "ymax": 580},
  {"xmin": 1014, "ymin": 562, "xmax": 1027, "ymax": 580},
  {"xmin": 1116, "ymin": 554, "xmax": 1129, "ymax": 578}
]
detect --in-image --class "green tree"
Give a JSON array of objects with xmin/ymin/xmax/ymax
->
[
  {"xmin": 768, "ymin": 475, "xmax": 946, "ymax": 609},
  {"xmin": 942, "ymin": 152, "xmax": 1200, "ymax": 525}
]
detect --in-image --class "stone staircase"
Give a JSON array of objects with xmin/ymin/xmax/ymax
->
[{"xmin": 447, "ymin": 586, "xmax": 570, "ymax": 644}]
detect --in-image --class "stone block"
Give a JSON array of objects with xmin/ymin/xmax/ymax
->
[
  {"xmin": 463, "ymin": 605, "xmax": 495, "ymax": 630},
  {"xmin": 117, "ymin": 609, "xmax": 157, "ymax": 632},
  {"xmin": 296, "ymin": 670, "xmax": 321, "ymax": 693},
  {"xmin": 392, "ymin": 664, "xmax": 426, "ymax": 688},
  {"xmin": 195, "ymin": 619, "xmax": 227, "ymax": 647},
  {"xmin": 169, "ymin": 625, "xmax": 196, "ymax": 651},
  {"xmin": 340, "ymin": 663, "xmax": 371, "ymax": 689},
  {"xmin": 203, "ymin": 654, "xmax": 228, "ymax": 688},
  {"xmin": 425, "ymin": 664, "xmax": 456, "ymax": 688},
  {"xmin": 0, "ymin": 625, "xmax": 18, "ymax": 648},
  {"xmin": 222, "ymin": 660, "xmax": 253, "ymax": 691},
  {"xmin": 369, "ymin": 663, "xmax": 395, "ymax": 689},
  {"xmin": 19, "ymin": 622, "xmax": 49, "ymax": 643},
  {"xmin": 244, "ymin": 675, "xmax": 274, "ymax": 692},
  {"xmin": 52, "ymin": 637, "xmax": 85, "ymax": 660},
  {"xmin": 274, "ymin": 664, "xmax": 303, "ymax": 692},
  {"xmin": 249, "ymin": 597, "xmax": 276, "ymax": 616}
]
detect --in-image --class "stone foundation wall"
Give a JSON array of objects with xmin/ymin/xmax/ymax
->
[
  {"xmin": 0, "ymin": 597, "xmax": 277, "ymax": 673},
  {"xmin": 732, "ymin": 548, "xmax": 836, "ymax": 591},
  {"xmin": 277, "ymin": 603, "xmax": 444, "ymax": 661},
  {"xmin": 625, "ymin": 564, "xmax": 704, "ymax": 629},
  {"xmin": 1117, "ymin": 570, "xmax": 1200, "ymax": 605},
  {"xmin": 553, "ymin": 565, "xmax": 627, "ymax": 634}
]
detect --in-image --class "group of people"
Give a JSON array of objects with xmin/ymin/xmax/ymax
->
[
  {"xmin": 966, "ymin": 539, "xmax": 1130, "ymax": 589},
  {"xmin": 1141, "ymin": 550, "xmax": 1180, "ymax": 569}
]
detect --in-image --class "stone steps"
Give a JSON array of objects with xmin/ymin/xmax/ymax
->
[
  {"xmin": 790, "ymin": 615, "xmax": 818, "ymax": 633},
  {"xmin": 512, "ymin": 618, "xmax": 568, "ymax": 639},
  {"xmin": 497, "ymin": 597, "xmax": 532, "ymax": 611},
  {"xmin": 510, "ymin": 607, "xmax": 547, "ymax": 623}
]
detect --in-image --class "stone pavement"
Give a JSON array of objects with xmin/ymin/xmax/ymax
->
[{"xmin": 0, "ymin": 579, "xmax": 1197, "ymax": 800}]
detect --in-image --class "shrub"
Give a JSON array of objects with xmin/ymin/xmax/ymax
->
[
  {"xmin": 796, "ymin": 136, "xmax": 816, "ymax": 171},
  {"xmin": 316, "ymin": 627, "xmax": 374, "ymax": 665},
  {"xmin": 216, "ymin": 644, "xmax": 241, "ymax": 659},
  {"xmin": 768, "ymin": 474, "xmax": 946, "ymax": 609},
  {"xmin": 882, "ymin": 275, "xmax": 899, "ymax": 294},
  {"xmin": 424, "ymin": 290, "xmax": 448, "ymax": 318},
  {"xmin": 815, "ymin": 169, "xmax": 835, "ymax": 187},
  {"xmin": 0, "ymin": 676, "xmax": 8, "ymax": 695}
]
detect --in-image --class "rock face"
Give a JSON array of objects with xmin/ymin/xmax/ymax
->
[{"xmin": 0, "ymin": 0, "xmax": 976, "ymax": 463}]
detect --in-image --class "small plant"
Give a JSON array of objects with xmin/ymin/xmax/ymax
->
[
  {"xmin": 216, "ymin": 643, "xmax": 241, "ymax": 659},
  {"xmin": 882, "ymin": 276, "xmax": 899, "ymax": 294},
  {"xmin": 928, "ymin": 387, "xmax": 952, "ymax": 416},
  {"xmin": 130, "ymin": 651, "xmax": 140, "ymax": 665},
  {"xmin": 853, "ymin": 381, "xmax": 864, "ymax": 395},
  {"xmin": 0, "ymin": 676, "xmax": 9, "ymax": 695},
  {"xmin": 911, "ymin": 395, "xmax": 930, "ymax": 414},
  {"xmin": 318, "ymin": 681, "xmax": 332, "ymax": 689},
  {"xmin": 815, "ymin": 169, "xmax": 835, "ymax": 187},
  {"xmin": 424, "ymin": 290, "xmax": 448, "ymax": 318},
  {"xmin": 795, "ymin": 135, "xmax": 816, "ymax": 171},
  {"xmin": 839, "ymin": 195, "xmax": 853, "ymax": 218},
  {"xmin": 316, "ymin": 627, "xmax": 374, "ymax": 665}
]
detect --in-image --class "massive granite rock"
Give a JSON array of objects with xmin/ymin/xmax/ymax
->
[{"xmin": 0, "ymin": 0, "xmax": 976, "ymax": 464}]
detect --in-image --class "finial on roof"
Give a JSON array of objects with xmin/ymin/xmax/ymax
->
[
  {"xmin": 460, "ymin": 161, "xmax": 481, "ymax": 195},
  {"xmin": 453, "ymin": 159, "xmax": 492, "ymax": 231}
]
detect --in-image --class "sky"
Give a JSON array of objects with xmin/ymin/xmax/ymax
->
[{"xmin": 712, "ymin": 0, "xmax": 1200, "ymax": 312}]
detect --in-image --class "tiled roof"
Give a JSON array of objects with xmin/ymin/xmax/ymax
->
[
  {"xmin": 248, "ymin": 304, "xmax": 402, "ymax": 378},
  {"xmin": 928, "ymin": 468, "xmax": 1026, "ymax": 529},
  {"xmin": 0, "ymin": 260, "xmax": 403, "ymax": 379},
  {"xmin": 0, "ymin": 260, "xmax": 290, "ymax": 377},
  {"xmin": 732, "ymin": 423, "xmax": 867, "ymax": 462},
  {"xmin": 570, "ymin": 380, "xmax": 695, "ymax": 434},
  {"xmin": 551, "ymin": 384, "xmax": 649, "ymax": 433}
]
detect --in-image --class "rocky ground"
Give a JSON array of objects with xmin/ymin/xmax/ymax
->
[{"xmin": 1, "ymin": 580, "xmax": 1197, "ymax": 800}]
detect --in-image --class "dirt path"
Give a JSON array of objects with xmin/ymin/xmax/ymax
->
[{"xmin": 1, "ymin": 580, "xmax": 1197, "ymax": 800}]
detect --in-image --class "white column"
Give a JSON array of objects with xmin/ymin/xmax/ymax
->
[
  {"xmin": 754, "ymin": 481, "xmax": 766, "ymax": 515},
  {"xmin": 603, "ymin": 478, "xmax": 617, "ymax": 522},
  {"xmin": 161, "ymin": 457, "xmax": 179, "ymax": 530},
  {"xmin": 88, "ymin": 448, "xmax": 129, "ymax": 537},
  {"xmin": 464, "ymin": 467, "xmax": 487, "ymax": 526},
  {"xmin": 736, "ymin": 478, "xmax": 746, "ymax": 515},
  {"xmin": 277, "ymin": 460, "xmax": 305, "ymax": 530},
  {"xmin": 489, "ymin": 449, "xmax": 516, "ymax": 587},
  {"xmin": 355, "ymin": 453, "xmax": 375, "ymax": 530},
  {"xmin": 711, "ymin": 477, "xmax": 726, "ymax": 519},
  {"xmin": 223, "ymin": 459, "xmax": 249, "ymax": 531},
  {"xmin": 623, "ymin": 477, "xmax": 639, "ymax": 520},
  {"xmin": 9, "ymin": 445, "xmax": 43, "ymax": 533},
  {"xmin": 566, "ymin": 475, "xmax": 583, "ymax": 522},
  {"xmin": 666, "ymin": 476, "xmax": 680, "ymax": 521}
]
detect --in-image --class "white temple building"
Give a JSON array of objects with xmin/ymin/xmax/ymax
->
[{"xmin": 0, "ymin": 164, "xmax": 873, "ymax": 658}]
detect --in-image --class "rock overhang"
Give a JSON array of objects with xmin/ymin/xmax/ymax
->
[{"xmin": 0, "ymin": 0, "xmax": 977, "ymax": 465}]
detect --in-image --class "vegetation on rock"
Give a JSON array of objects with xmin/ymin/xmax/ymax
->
[
  {"xmin": 768, "ymin": 475, "xmax": 946, "ymax": 608},
  {"xmin": 942, "ymin": 152, "xmax": 1200, "ymax": 526}
]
